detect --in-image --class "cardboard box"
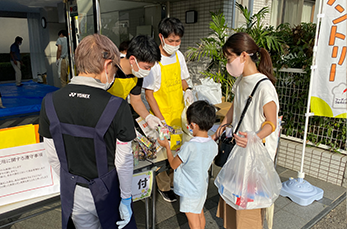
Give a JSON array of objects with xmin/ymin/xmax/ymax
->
[
  {"xmin": 214, "ymin": 102, "xmax": 232, "ymax": 117},
  {"xmin": 217, "ymin": 197, "xmax": 263, "ymax": 229}
]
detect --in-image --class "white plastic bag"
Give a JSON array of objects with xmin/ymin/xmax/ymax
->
[
  {"xmin": 214, "ymin": 131, "xmax": 282, "ymax": 210},
  {"xmin": 194, "ymin": 78, "xmax": 222, "ymax": 104},
  {"xmin": 181, "ymin": 100, "xmax": 193, "ymax": 143}
]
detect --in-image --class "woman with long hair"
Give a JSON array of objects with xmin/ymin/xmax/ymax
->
[{"xmin": 212, "ymin": 32, "xmax": 280, "ymax": 229}]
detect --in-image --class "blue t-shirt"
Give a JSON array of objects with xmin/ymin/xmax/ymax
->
[
  {"xmin": 174, "ymin": 137, "xmax": 218, "ymax": 198},
  {"xmin": 10, "ymin": 43, "xmax": 21, "ymax": 61}
]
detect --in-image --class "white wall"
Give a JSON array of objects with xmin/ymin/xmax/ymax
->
[
  {"xmin": 0, "ymin": 17, "xmax": 30, "ymax": 53},
  {"xmin": 144, "ymin": 5, "xmax": 163, "ymax": 45},
  {"xmin": 170, "ymin": 0, "xmax": 233, "ymax": 54},
  {"xmin": 170, "ymin": 0, "xmax": 272, "ymax": 54}
]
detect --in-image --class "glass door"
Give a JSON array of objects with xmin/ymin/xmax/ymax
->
[{"xmin": 66, "ymin": 0, "xmax": 98, "ymax": 78}]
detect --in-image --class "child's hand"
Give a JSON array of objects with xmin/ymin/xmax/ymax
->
[
  {"xmin": 157, "ymin": 137, "xmax": 170, "ymax": 148},
  {"xmin": 211, "ymin": 133, "xmax": 218, "ymax": 141}
]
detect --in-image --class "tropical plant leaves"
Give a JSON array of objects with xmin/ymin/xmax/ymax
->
[{"xmin": 234, "ymin": 2, "xmax": 284, "ymax": 55}]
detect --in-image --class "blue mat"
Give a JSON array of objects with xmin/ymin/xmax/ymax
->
[{"xmin": 0, "ymin": 81, "xmax": 59, "ymax": 118}]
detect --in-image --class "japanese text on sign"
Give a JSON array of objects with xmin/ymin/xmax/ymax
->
[
  {"xmin": 327, "ymin": 0, "xmax": 346, "ymax": 82},
  {"xmin": 0, "ymin": 143, "xmax": 59, "ymax": 206},
  {"xmin": 132, "ymin": 171, "xmax": 153, "ymax": 202}
]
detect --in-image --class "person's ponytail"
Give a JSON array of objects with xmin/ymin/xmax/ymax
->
[{"xmin": 258, "ymin": 48, "xmax": 276, "ymax": 84}]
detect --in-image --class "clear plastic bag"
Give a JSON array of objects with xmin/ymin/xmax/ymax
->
[
  {"xmin": 194, "ymin": 78, "xmax": 222, "ymax": 104},
  {"xmin": 181, "ymin": 100, "xmax": 193, "ymax": 138},
  {"xmin": 214, "ymin": 131, "xmax": 282, "ymax": 210}
]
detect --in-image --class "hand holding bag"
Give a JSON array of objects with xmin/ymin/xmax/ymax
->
[
  {"xmin": 214, "ymin": 127, "xmax": 236, "ymax": 167},
  {"xmin": 214, "ymin": 131, "xmax": 282, "ymax": 210},
  {"xmin": 214, "ymin": 78, "xmax": 269, "ymax": 167}
]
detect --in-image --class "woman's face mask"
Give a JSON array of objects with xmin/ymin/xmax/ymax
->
[
  {"xmin": 226, "ymin": 53, "xmax": 253, "ymax": 77},
  {"xmin": 131, "ymin": 58, "xmax": 150, "ymax": 78},
  {"xmin": 226, "ymin": 56, "xmax": 244, "ymax": 78}
]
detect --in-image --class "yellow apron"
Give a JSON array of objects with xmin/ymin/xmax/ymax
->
[
  {"xmin": 107, "ymin": 77, "xmax": 137, "ymax": 100},
  {"xmin": 153, "ymin": 53, "xmax": 184, "ymax": 128}
]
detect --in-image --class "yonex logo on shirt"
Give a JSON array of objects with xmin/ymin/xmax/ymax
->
[{"xmin": 68, "ymin": 92, "xmax": 90, "ymax": 99}]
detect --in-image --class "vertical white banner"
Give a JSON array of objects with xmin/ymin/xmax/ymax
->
[{"xmin": 311, "ymin": 0, "xmax": 347, "ymax": 118}]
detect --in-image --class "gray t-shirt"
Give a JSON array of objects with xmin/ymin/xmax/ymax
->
[{"xmin": 56, "ymin": 37, "xmax": 68, "ymax": 58}]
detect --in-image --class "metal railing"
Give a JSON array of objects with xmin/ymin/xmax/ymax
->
[{"xmin": 275, "ymin": 68, "xmax": 346, "ymax": 152}]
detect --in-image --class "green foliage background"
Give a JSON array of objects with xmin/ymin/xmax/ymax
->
[
  {"xmin": 272, "ymin": 23, "xmax": 346, "ymax": 152},
  {"xmin": 187, "ymin": 5, "xmax": 346, "ymax": 152}
]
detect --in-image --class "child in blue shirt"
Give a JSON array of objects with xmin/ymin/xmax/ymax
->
[{"xmin": 158, "ymin": 100, "xmax": 218, "ymax": 229}]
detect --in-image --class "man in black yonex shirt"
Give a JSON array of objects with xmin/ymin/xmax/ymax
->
[{"xmin": 39, "ymin": 34, "xmax": 136, "ymax": 229}]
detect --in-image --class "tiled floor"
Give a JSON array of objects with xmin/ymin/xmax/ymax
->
[
  {"xmin": 1, "ymin": 165, "xmax": 346, "ymax": 229},
  {"xmin": 132, "ymin": 164, "xmax": 346, "ymax": 229}
]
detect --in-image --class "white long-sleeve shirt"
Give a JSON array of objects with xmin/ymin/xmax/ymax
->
[{"xmin": 43, "ymin": 137, "xmax": 133, "ymax": 199}]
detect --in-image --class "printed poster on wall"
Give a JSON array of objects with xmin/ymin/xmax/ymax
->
[
  {"xmin": 0, "ymin": 143, "xmax": 60, "ymax": 206},
  {"xmin": 311, "ymin": 0, "xmax": 347, "ymax": 118}
]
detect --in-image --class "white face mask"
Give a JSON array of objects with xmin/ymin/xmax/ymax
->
[
  {"xmin": 131, "ymin": 58, "xmax": 150, "ymax": 78},
  {"xmin": 161, "ymin": 36, "xmax": 180, "ymax": 55},
  {"xmin": 104, "ymin": 71, "xmax": 115, "ymax": 90}
]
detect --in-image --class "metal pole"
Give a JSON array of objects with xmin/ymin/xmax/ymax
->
[
  {"xmin": 145, "ymin": 198, "xmax": 150, "ymax": 229},
  {"xmin": 65, "ymin": 1, "xmax": 76, "ymax": 78},
  {"xmin": 166, "ymin": 1, "xmax": 170, "ymax": 18},
  {"xmin": 152, "ymin": 169, "xmax": 156, "ymax": 229},
  {"xmin": 298, "ymin": 0, "xmax": 324, "ymax": 181},
  {"xmin": 232, "ymin": 0, "xmax": 236, "ymax": 29},
  {"xmin": 248, "ymin": 0, "xmax": 254, "ymax": 16},
  {"xmin": 92, "ymin": 0, "xmax": 100, "ymax": 33}
]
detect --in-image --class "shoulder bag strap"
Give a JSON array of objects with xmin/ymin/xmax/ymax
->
[{"xmin": 232, "ymin": 77, "xmax": 270, "ymax": 135}]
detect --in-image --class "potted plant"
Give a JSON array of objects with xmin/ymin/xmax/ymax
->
[
  {"xmin": 234, "ymin": 2, "xmax": 284, "ymax": 55},
  {"xmin": 186, "ymin": 12, "xmax": 234, "ymax": 102}
]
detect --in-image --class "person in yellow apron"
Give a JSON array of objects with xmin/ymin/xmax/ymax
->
[
  {"xmin": 107, "ymin": 35, "xmax": 162, "ymax": 130},
  {"xmin": 143, "ymin": 17, "xmax": 194, "ymax": 203}
]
